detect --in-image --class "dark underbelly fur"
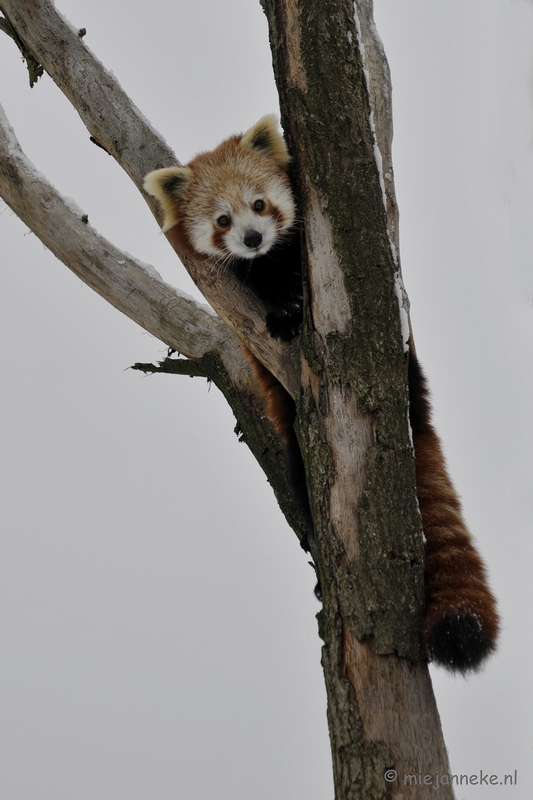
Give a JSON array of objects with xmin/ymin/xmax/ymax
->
[{"xmin": 231, "ymin": 233, "xmax": 304, "ymax": 341}]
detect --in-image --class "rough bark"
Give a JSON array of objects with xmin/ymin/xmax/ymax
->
[
  {"xmin": 0, "ymin": 0, "xmax": 454, "ymax": 797},
  {"xmin": 260, "ymin": 1, "xmax": 453, "ymax": 796}
]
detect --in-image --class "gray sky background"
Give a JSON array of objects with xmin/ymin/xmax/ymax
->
[{"xmin": 1, "ymin": 1, "xmax": 532, "ymax": 797}]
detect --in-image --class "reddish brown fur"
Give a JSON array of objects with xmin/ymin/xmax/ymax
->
[
  {"xmin": 178, "ymin": 136, "xmax": 292, "ymax": 239},
  {"xmin": 165, "ymin": 220, "xmax": 194, "ymax": 257},
  {"xmin": 267, "ymin": 205, "xmax": 287, "ymax": 227},
  {"xmin": 244, "ymin": 348, "xmax": 313, "ymax": 550},
  {"xmin": 211, "ymin": 226, "xmax": 227, "ymax": 254},
  {"xmin": 409, "ymin": 351, "xmax": 499, "ymax": 669},
  {"xmin": 244, "ymin": 347, "xmax": 295, "ymax": 442},
  {"xmin": 143, "ymin": 115, "xmax": 294, "ymax": 246},
  {"xmin": 416, "ymin": 430, "xmax": 499, "ymax": 642}
]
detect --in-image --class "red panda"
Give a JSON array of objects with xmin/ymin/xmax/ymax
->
[
  {"xmin": 144, "ymin": 115, "xmax": 499, "ymax": 673},
  {"xmin": 144, "ymin": 115, "xmax": 304, "ymax": 341}
]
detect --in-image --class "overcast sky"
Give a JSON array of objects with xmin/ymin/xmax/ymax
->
[{"xmin": 1, "ymin": 1, "xmax": 532, "ymax": 798}]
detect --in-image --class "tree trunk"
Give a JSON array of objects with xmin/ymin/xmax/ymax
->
[
  {"xmin": 260, "ymin": 1, "xmax": 454, "ymax": 796},
  {"xmin": 0, "ymin": 0, "xmax": 455, "ymax": 796}
]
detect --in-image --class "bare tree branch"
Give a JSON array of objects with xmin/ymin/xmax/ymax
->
[
  {"xmin": 0, "ymin": 101, "xmax": 313, "ymax": 550},
  {"xmin": 0, "ymin": 0, "xmax": 302, "ymax": 396},
  {"xmin": 0, "ymin": 9, "xmax": 43, "ymax": 86},
  {"xmin": 0, "ymin": 0, "xmax": 174, "ymax": 190},
  {"xmin": 0, "ymin": 103, "xmax": 230, "ymax": 365},
  {"xmin": 0, "ymin": 0, "xmax": 316, "ymax": 546}
]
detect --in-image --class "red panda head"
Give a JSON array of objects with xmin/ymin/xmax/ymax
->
[{"xmin": 144, "ymin": 115, "xmax": 296, "ymax": 260}]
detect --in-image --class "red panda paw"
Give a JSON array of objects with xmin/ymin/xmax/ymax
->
[
  {"xmin": 424, "ymin": 610, "xmax": 497, "ymax": 674},
  {"xmin": 265, "ymin": 310, "xmax": 302, "ymax": 341}
]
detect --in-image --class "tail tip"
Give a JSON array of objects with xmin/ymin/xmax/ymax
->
[{"xmin": 426, "ymin": 611, "xmax": 497, "ymax": 674}]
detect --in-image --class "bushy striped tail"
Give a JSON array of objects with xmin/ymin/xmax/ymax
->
[{"xmin": 409, "ymin": 351, "xmax": 499, "ymax": 673}]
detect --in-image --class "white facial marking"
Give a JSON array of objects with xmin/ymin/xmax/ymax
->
[
  {"xmin": 189, "ymin": 217, "xmax": 221, "ymax": 256},
  {"xmin": 265, "ymin": 178, "xmax": 295, "ymax": 226},
  {"xmin": 188, "ymin": 175, "xmax": 296, "ymax": 260},
  {"xmin": 225, "ymin": 208, "xmax": 279, "ymax": 259}
]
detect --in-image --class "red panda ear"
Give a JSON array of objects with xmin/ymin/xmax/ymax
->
[
  {"xmin": 143, "ymin": 167, "xmax": 192, "ymax": 231},
  {"xmin": 240, "ymin": 115, "xmax": 291, "ymax": 169}
]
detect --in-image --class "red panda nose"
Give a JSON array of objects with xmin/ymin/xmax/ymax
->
[{"xmin": 244, "ymin": 230, "xmax": 263, "ymax": 249}]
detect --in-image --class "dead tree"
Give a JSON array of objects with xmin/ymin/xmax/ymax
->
[{"xmin": 0, "ymin": 1, "xmax": 456, "ymax": 796}]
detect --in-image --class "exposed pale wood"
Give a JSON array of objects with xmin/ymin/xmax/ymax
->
[{"xmin": 342, "ymin": 631, "xmax": 453, "ymax": 794}]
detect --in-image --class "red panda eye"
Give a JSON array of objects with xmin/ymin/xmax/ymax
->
[
  {"xmin": 253, "ymin": 199, "xmax": 265, "ymax": 212},
  {"xmin": 217, "ymin": 215, "xmax": 230, "ymax": 227}
]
